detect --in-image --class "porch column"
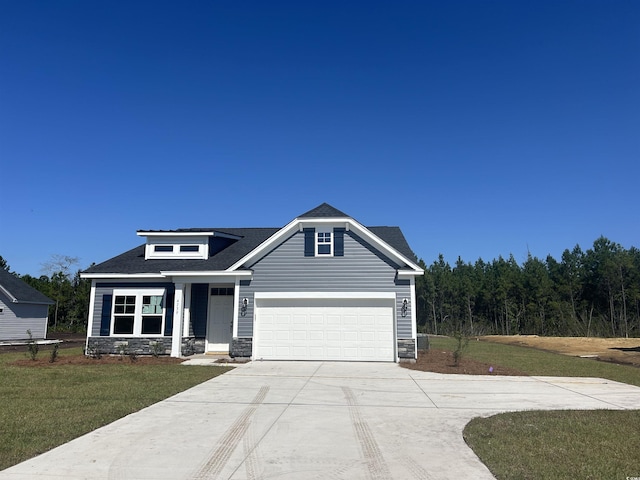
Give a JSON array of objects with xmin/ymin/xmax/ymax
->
[
  {"xmin": 171, "ymin": 283, "xmax": 185, "ymax": 357},
  {"xmin": 182, "ymin": 284, "xmax": 191, "ymax": 337}
]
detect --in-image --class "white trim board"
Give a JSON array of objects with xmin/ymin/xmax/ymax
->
[{"xmin": 254, "ymin": 291, "xmax": 397, "ymax": 300}]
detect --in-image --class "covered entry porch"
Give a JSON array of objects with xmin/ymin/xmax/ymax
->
[{"xmin": 169, "ymin": 272, "xmax": 250, "ymax": 357}]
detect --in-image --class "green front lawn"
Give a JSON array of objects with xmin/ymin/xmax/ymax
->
[
  {"xmin": 425, "ymin": 337, "xmax": 640, "ymax": 480},
  {"xmin": 0, "ymin": 347, "xmax": 231, "ymax": 471},
  {"xmin": 428, "ymin": 336, "xmax": 640, "ymax": 387},
  {"xmin": 464, "ymin": 410, "xmax": 640, "ymax": 480}
]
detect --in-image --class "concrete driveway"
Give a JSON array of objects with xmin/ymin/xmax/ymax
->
[{"xmin": 2, "ymin": 361, "xmax": 639, "ymax": 480}]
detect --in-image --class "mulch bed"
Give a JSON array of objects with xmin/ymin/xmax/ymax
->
[
  {"xmin": 6, "ymin": 334, "xmax": 525, "ymax": 374},
  {"xmin": 402, "ymin": 349, "xmax": 528, "ymax": 376},
  {"xmin": 10, "ymin": 355, "xmax": 184, "ymax": 367}
]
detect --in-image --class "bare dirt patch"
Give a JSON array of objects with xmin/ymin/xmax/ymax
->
[
  {"xmin": 0, "ymin": 332, "xmax": 86, "ymax": 353},
  {"xmin": 402, "ymin": 349, "xmax": 527, "ymax": 376},
  {"xmin": 481, "ymin": 335, "xmax": 640, "ymax": 367}
]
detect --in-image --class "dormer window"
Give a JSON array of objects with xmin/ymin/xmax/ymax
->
[{"xmin": 139, "ymin": 232, "xmax": 213, "ymax": 260}]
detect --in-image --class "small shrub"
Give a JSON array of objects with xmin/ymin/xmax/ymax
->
[
  {"xmin": 86, "ymin": 345, "xmax": 102, "ymax": 359},
  {"xmin": 48, "ymin": 344, "xmax": 59, "ymax": 363},
  {"xmin": 26, "ymin": 330, "xmax": 39, "ymax": 361},
  {"xmin": 128, "ymin": 352, "xmax": 138, "ymax": 363},
  {"xmin": 150, "ymin": 341, "xmax": 165, "ymax": 357},
  {"xmin": 452, "ymin": 331, "xmax": 470, "ymax": 366},
  {"xmin": 116, "ymin": 343, "xmax": 127, "ymax": 361},
  {"xmin": 417, "ymin": 334, "xmax": 430, "ymax": 352},
  {"xmin": 182, "ymin": 338, "xmax": 195, "ymax": 356}
]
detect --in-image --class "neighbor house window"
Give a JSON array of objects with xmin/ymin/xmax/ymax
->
[
  {"xmin": 112, "ymin": 289, "xmax": 165, "ymax": 336},
  {"xmin": 316, "ymin": 230, "xmax": 333, "ymax": 256}
]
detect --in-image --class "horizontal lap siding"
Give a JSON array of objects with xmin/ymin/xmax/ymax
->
[
  {"xmin": 0, "ymin": 292, "xmax": 48, "ymax": 340},
  {"xmin": 239, "ymin": 231, "xmax": 412, "ymax": 337},
  {"xmin": 91, "ymin": 282, "xmax": 174, "ymax": 337}
]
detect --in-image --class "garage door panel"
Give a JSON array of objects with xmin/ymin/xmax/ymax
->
[
  {"xmin": 276, "ymin": 331, "xmax": 290, "ymax": 341},
  {"xmin": 327, "ymin": 331, "xmax": 341, "ymax": 341},
  {"xmin": 293, "ymin": 330, "xmax": 307, "ymax": 340},
  {"xmin": 255, "ymin": 299, "xmax": 395, "ymax": 361},
  {"xmin": 293, "ymin": 315, "xmax": 307, "ymax": 325},
  {"xmin": 343, "ymin": 331, "xmax": 358, "ymax": 341},
  {"xmin": 360, "ymin": 331, "xmax": 375, "ymax": 341},
  {"xmin": 309, "ymin": 346, "xmax": 324, "ymax": 357}
]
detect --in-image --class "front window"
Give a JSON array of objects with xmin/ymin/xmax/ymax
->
[
  {"xmin": 316, "ymin": 230, "xmax": 333, "ymax": 256},
  {"xmin": 113, "ymin": 295, "xmax": 136, "ymax": 334},
  {"xmin": 141, "ymin": 295, "xmax": 164, "ymax": 334},
  {"xmin": 112, "ymin": 289, "xmax": 165, "ymax": 336}
]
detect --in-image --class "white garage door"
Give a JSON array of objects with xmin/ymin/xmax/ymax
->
[{"xmin": 254, "ymin": 298, "xmax": 395, "ymax": 361}]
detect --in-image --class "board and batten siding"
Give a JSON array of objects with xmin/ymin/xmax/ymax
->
[
  {"xmin": 0, "ymin": 291, "xmax": 49, "ymax": 340},
  {"xmin": 238, "ymin": 230, "xmax": 413, "ymax": 337},
  {"xmin": 90, "ymin": 282, "xmax": 174, "ymax": 337}
]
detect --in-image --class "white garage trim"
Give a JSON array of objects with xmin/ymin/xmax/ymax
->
[
  {"xmin": 253, "ymin": 293, "xmax": 397, "ymax": 362},
  {"xmin": 254, "ymin": 291, "xmax": 396, "ymax": 300}
]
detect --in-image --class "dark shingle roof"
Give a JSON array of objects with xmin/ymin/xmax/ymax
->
[
  {"xmin": 369, "ymin": 227, "xmax": 418, "ymax": 263},
  {"xmin": 84, "ymin": 228, "xmax": 280, "ymax": 274},
  {"xmin": 83, "ymin": 204, "xmax": 419, "ymax": 275},
  {"xmin": 0, "ymin": 269, "xmax": 54, "ymax": 304},
  {"xmin": 298, "ymin": 203, "xmax": 350, "ymax": 218}
]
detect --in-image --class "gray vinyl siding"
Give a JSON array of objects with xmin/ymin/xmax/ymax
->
[
  {"xmin": 238, "ymin": 231, "xmax": 413, "ymax": 337},
  {"xmin": 0, "ymin": 291, "xmax": 49, "ymax": 340},
  {"xmin": 90, "ymin": 282, "xmax": 173, "ymax": 337}
]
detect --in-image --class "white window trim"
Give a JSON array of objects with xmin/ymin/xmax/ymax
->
[
  {"xmin": 111, "ymin": 288, "xmax": 166, "ymax": 337},
  {"xmin": 315, "ymin": 227, "xmax": 333, "ymax": 256}
]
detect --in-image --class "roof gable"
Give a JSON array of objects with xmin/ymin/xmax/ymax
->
[
  {"xmin": 82, "ymin": 204, "xmax": 422, "ymax": 277},
  {"xmin": 298, "ymin": 203, "xmax": 350, "ymax": 218},
  {"xmin": 0, "ymin": 270, "xmax": 54, "ymax": 305},
  {"xmin": 228, "ymin": 208, "xmax": 422, "ymax": 273}
]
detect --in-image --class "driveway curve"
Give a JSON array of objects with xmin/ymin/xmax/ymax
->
[{"xmin": 2, "ymin": 361, "xmax": 639, "ymax": 480}]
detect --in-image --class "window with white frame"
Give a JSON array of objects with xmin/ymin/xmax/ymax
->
[
  {"xmin": 112, "ymin": 289, "xmax": 166, "ymax": 336},
  {"xmin": 316, "ymin": 229, "xmax": 333, "ymax": 256}
]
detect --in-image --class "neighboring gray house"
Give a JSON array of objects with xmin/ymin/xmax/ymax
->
[
  {"xmin": 81, "ymin": 204, "xmax": 424, "ymax": 362},
  {"xmin": 0, "ymin": 269, "xmax": 54, "ymax": 341}
]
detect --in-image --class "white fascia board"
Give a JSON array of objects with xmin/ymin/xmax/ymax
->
[
  {"xmin": 137, "ymin": 231, "xmax": 215, "ymax": 237},
  {"xmin": 162, "ymin": 271, "xmax": 253, "ymax": 284},
  {"xmin": 227, "ymin": 217, "xmax": 303, "ymax": 270},
  {"xmin": 160, "ymin": 271, "xmax": 252, "ymax": 277},
  {"xmin": 80, "ymin": 273, "xmax": 167, "ymax": 279},
  {"xmin": 0, "ymin": 285, "xmax": 18, "ymax": 303},
  {"xmin": 227, "ymin": 215, "xmax": 422, "ymax": 273},
  {"xmin": 254, "ymin": 291, "xmax": 396, "ymax": 300},
  {"xmin": 397, "ymin": 269, "xmax": 424, "ymax": 278},
  {"xmin": 345, "ymin": 220, "xmax": 423, "ymax": 273}
]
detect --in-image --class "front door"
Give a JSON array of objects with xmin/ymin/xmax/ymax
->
[{"xmin": 206, "ymin": 288, "xmax": 234, "ymax": 353}]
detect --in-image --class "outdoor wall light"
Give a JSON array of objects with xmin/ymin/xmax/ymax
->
[
  {"xmin": 401, "ymin": 298, "xmax": 408, "ymax": 317},
  {"xmin": 240, "ymin": 297, "xmax": 249, "ymax": 317}
]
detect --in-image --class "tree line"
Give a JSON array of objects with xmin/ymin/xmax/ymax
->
[
  {"xmin": 415, "ymin": 236, "xmax": 640, "ymax": 338},
  {"xmin": 2, "ymin": 235, "xmax": 639, "ymax": 338},
  {"xmin": 1, "ymin": 255, "xmax": 91, "ymax": 332}
]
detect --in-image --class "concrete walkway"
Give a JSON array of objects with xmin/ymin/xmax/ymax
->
[{"xmin": 2, "ymin": 362, "xmax": 639, "ymax": 480}]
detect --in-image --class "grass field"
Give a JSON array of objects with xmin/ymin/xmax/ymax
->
[
  {"xmin": 428, "ymin": 336, "xmax": 640, "ymax": 387},
  {"xmin": 426, "ymin": 337, "xmax": 640, "ymax": 480},
  {"xmin": 0, "ymin": 347, "xmax": 231, "ymax": 471}
]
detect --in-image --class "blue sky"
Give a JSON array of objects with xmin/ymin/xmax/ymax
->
[{"xmin": 1, "ymin": 1, "xmax": 638, "ymax": 276}]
